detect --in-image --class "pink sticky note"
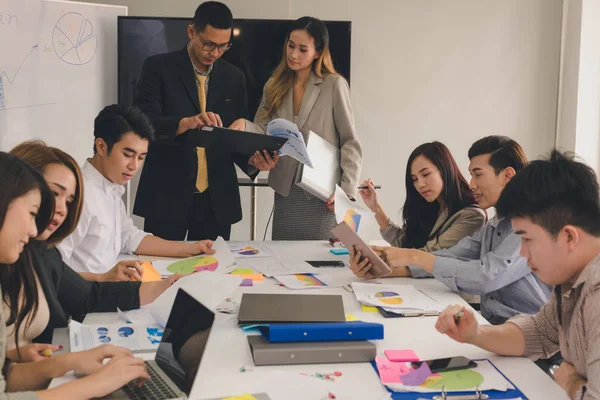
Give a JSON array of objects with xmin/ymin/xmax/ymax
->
[
  {"xmin": 375, "ymin": 356, "xmax": 411, "ymax": 384},
  {"xmin": 400, "ymin": 362, "xmax": 432, "ymax": 386},
  {"xmin": 384, "ymin": 349, "xmax": 419, "ymax": 362}
]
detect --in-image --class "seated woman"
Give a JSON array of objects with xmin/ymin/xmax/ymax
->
[
  {"xmin": 350, "ymin": 142, "xmax": 485, "ymax": 280},
  {"xmin": 0, "ymin": 151, "xmax": 149, "ymax": 398},
  {"xmin": 4, "ymin": 141, "xmax": 181, "ymax": 359}
]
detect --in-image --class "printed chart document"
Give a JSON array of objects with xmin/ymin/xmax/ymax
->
[
  {"xmin": 69, "ymin": 321, "xmax": 162, "ymax": 353},
  {"xmin": 334, "ymin": 185, "xmax": 377, "ymax": 238},
  {"xmin": 247, "ymin": 258, "xmax": 317, "ymax": 277},
  {"xmin": 273, "ymin": 273, "xmax": 355, "ymax": 290},
  {"xmin": 352, "ymin": 283, "xmax": 443, "ymax": 313},
  {"xmin": 229, "ymin": 242, "xmax": 273, "ymax": 259},
  {"xmin": 267, "ymin": 119, "xmax": 312, "ymax": 167},
  {"xmin": 152, "ymin": 236, "xmax": 236, "ymax": 276}
]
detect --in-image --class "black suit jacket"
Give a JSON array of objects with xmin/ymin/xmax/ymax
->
[
  {"xmin": 30, "ymin": 240, "xmax": 141, "ymax": 344},
  {"xmin": 133, "ymin": 47, "xmax": 254, "ymax": 226}
]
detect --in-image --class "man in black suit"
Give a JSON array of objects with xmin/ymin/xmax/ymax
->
[{"xmin": 134, "ymin": 1, "xmax": 277, "ymax": 241}]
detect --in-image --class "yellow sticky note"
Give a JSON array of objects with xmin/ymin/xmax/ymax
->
[
  {"xmin": 222, "ymin": 394, "xmax": 257, "ymax": 400},
  {"xmin": 345, "ymin": 313, "xmax": 360, "ymax": 321},
  {"xmin": 231, "ymin": 268, "xmax": 254, "ymax": 275},
  {"xmin": 361, "ymin": 304, "xmax": 378, "ymax": 313}
]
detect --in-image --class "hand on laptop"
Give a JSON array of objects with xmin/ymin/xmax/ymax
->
[
  {"xmin": 249, "ymin": 150, "xmax": 279, "ymax": 171},
  {"xmin": 101, "ymin": 260, "xmax": 144, "ymax": 282},
  {"xmin": 70, "ymin": 344, "xmax": 135, "ymax": 376},
  {"xmin": 83, "ymin": 355, "xmax": 150, "ymax": 398},
  {"xmin": 183, "ymin": 239, "xmax": 215, "ymax": 258},
  {"xmin": 349, "ymin": 246, "xmax": 375, "ymax": 280}
]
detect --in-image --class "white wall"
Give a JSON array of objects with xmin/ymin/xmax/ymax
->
[{"xmin": 75, "ymin": 0, "xmax": 563, "ymax": 241}]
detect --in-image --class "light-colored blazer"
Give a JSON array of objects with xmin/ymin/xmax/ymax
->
[
  {"xmin": 382, "ymin": 206, "xmax": 487, "ymax": 252},
  {"xmin": 245, "ymin": 72, "xmax": 363, "ymax": 198}
]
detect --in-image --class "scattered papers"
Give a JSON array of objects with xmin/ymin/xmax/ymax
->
[
  {"xmin": 267, "ymin": 118, "xmax": 312, "ymax": 167},
  {"xmin": 149, "ymin": 271, "xmax": 243, "ymax": 326},
  {"xmin": 352, "ymin": 283, "xmax": 443, "ymax": 313},
  {"xmin": 152, "ymin": 237, "xmax": 236, "ymax": 276},
  {"xmin": 69, "ymin": 320, "xmax": 162, "ymax": 353},
  {"xmin": 334, "ymin": 185, "xmax": 377, "ymax": 238},
  {"xmin": 117, "ymin": 306, "xmax": 156, "ymax": 325},
  {"xmin": 274, "ymin": 273, "xmax": 352, "ymax": 290},
  {"xmin": 382, "ymin": 359, "xmax": 515, "ymax": 393},
  {"xmin": 248, "ymin": 258, "xmax": 316, "ymax": 277}
]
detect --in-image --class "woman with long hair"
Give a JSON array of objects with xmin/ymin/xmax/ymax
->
[
  {"xmin": 4, "ymin": 141, "xmax": 181, "ymax": 358},
  {"xmin": 0, "ymin": 151, "xmax": 149, "ymax": 399},
  {"xmin": 230, "ymin": 16, "xmax": 362, "ymax": 240},
  {"xmin": 350, "ymin": 142, "xmax": 486, "ymax": 279}
]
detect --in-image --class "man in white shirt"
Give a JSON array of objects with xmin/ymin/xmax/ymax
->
[{"xmin": 59, "ymin": 104, "xmax": 214, "ymax": 277}]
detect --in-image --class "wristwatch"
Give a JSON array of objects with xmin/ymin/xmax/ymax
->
[{"xmin": 549, "ymin": 364, "xmax": 560, "ymax": 379}]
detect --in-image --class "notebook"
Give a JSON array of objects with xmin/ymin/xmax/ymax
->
[{"xmin": 237, "ymin": 293, "xmax": 345, "ymax": 325}]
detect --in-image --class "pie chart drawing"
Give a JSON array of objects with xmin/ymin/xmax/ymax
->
[
  {"xmin": 167, "ymin": 256, "xmax": 219, "ymax": 274},
  {"xmin": 374, "ymin": 291, "xmax": 403, "ymax": 305},
  {"xmin": 118, "ymin": 327, "xmax": 135, "ymax": 338},
  {"xmin": 53, "ymin": 12, "xmax": 97, "ymax": 65}
]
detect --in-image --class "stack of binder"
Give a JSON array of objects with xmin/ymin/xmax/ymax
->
[{"xmin": 238, "ymin": 293, "xmax": 383, "ymax": 366}]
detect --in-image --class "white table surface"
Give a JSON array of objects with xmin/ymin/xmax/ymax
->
[{"xmin": 68, "ymin": 241, "xmax": 567, "ymax": 400}]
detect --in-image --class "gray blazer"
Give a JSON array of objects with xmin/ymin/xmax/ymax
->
[
  {"xmin": 382, "ymin": 206, "xmax": 486, "ymax": 251},
  {"xmin": 245, "ymin": 73, "xmax": 363, "ymax": 198}
]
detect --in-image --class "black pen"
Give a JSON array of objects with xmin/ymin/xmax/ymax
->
[{"xmin": 357, "ymin": 185, "xmax": 382, "ymax": 190}]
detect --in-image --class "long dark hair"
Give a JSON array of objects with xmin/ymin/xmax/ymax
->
[
  {"xmin": 402, "ymin": 142, "xmax": 477, "ymax": 248},
  {"xmin": 0, "ymin": 152, "xmax": 54, "ymax": 354}
]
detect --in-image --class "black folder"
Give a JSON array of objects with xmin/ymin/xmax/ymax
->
[{"xmin": 186, "ymin": 125, "xmax": 288, "ymax": 155}]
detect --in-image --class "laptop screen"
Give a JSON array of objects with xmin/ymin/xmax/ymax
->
[{"xmin": 155, "ymin": 289, "xmax": 215, "ymax": 395}]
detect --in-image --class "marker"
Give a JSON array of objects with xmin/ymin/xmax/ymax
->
[{"xmin": 357, "ymin": 185, "xmax": 382, "ymax": 190}]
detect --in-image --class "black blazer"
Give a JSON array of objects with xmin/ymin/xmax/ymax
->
[
  {"xmin": 133, "ymin": 47, "xmax": 255, "ymax": 226},
  {"xmin": 30, "ymin": 240, "xmax": 141, "ymax": 344}
]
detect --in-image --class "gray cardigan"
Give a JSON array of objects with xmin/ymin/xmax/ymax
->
[
  {"xmin": 0, "ymin": 287, "xmax": 39, "ymax": 399},
  {"xmin": 381, "ymin": 206, "xmax": 486, "ymax": 251}
]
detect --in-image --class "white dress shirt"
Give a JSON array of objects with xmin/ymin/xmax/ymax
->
[{"xmin": 58, "ymin": 161, "xmax": 150, "ymax": 274}]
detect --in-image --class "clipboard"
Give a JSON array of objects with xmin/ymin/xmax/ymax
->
[
  {"xmin": 187, "ymin": 126, "xmax": 288, "ymax": 154},
  {"xmin": 377, "ymin": 307, "xmax": 439, "ymax": 318},
  {"xmin": 370, "ymin": 359, "xmax": 527, "ymax": 399}
]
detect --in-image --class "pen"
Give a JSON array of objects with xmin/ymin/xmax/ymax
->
[
  {"xmin": 357, "ymin": 185, "xmax": 382, "ymax": 190},
  {"xmin": 453, "ymin": 309, "xmax": 464, "ymax": 323}
]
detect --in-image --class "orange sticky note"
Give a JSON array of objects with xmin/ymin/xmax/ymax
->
[
  {"xmin": 232, "ymin": 273, "xmax": 264, "ymax": 282},
  {"xmin": 131, "ymin": 261, "xmax": 162, "ymax": 282}
]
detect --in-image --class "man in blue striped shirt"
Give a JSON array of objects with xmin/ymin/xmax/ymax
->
[{"xmin": 370, "ymin": 136, "xmax": 552, "ymax": 323}]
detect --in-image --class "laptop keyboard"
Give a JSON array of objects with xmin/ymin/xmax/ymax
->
[{"xmin": 121, "ymin": 362, "xmax": 179, "ymax": 400}]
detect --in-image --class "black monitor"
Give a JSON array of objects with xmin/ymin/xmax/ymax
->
[{"xmin": 118, "ymin": 17, "xmax": 351, "ymax": 119}]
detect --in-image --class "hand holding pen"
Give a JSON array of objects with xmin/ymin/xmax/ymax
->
[{"xmin": 434, "ymin": 305, "xmax": 479, "ymax": 344}]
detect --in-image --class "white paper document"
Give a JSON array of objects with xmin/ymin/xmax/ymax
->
[
  {"xmin": 334, "ymin": 185, "xmax": 378, "ymax": 238},
  {"xmin": 247, "ymin": 258, "xmax": 317, "ymax": 277},
  {"xmin": 258, "ymin": 371, "xmax": 333, "ymax": 400},
  {"xmin": 149, "ymin": 271, "xmax": 243, "ymax": 326},
  {"xmin": 352, "ymin": 283, "xmax": 443, "ymax": 312},
  {"xmin": 69, "ymin": 320, "xmax": 163, "ymax": 353},
  {"xmin": 267, "ymin": 118, "xmax": 313, "ymax": 167},
  {"xmin": 152, "ymin": 236, "xmax": 236, "ymax": 276},
  {"xmin": 274, "ymin": 273, "xmax": 354, "ymax": 290}
]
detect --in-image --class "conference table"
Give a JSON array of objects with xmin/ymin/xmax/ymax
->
[{"xmin": 52, "ymin": 241, "xmax": 568, "ymax": 400}]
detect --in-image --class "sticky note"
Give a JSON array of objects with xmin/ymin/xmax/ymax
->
[
  {"xmin": 384, "ymin": 349, "xmax": 419, "ymax": 362},
  {"xmin": 330, "ymin": 248, "xmax": 349, "ymax": 255},
  {"xmin": 345, "ymin": 314, "xmax": 360, "ymax": 321},
  {"xmin": 361, "ymin": 304, "xmax": 378, "ymax": 313},
  {"xmin": 400, "ymin": 362, "xmax": 432, "ymax": 386},
  {"xmin": 231, "ymin": 268, "xmax": 254, "ymax": 274},
  {"xmin": 375, "ymin": 356, "xmax": 411, "ymax": 384},
  {"xmin": 131, "ymin": 261, "xmax": 162, "ymax": 282},
  {"xmin": 240, "ymin": 279, "xmax": 253, "ymax": 287},
  {"xmin": 222, "ymin": 394, "xmax": 257, "ymax": 400},
  {"xmin": 232, "ymin": 273, "xmax": 264, "ymax": 282}
]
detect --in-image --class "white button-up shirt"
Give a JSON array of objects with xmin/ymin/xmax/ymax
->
[{"xmin": 58, "ymin": 161, "xmax": 150, "ymax": 274}]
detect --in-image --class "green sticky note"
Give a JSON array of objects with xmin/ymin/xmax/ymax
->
[{"xmin": 231, "ymin": 268, "xmax": 254, "ymax": 275}]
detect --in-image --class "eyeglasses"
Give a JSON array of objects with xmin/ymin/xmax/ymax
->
[{"xmin": 201, "ymin": 40, "xmax": 232, "ymax": 53}]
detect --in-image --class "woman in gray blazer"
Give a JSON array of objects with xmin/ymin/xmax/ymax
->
[
  {"xmin": 230, "ymin": 17, "xmax": 362, "ymax": 240},
  {"xmin": 350, "ymin": 142, "xmax": 486, "ymax": 280}
]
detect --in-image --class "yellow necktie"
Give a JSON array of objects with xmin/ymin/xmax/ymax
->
[{"xmin": 195, "ymin": 73, "xmax": 208, "ymax": 192}]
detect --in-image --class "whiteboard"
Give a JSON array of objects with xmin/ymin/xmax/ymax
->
[{"xmin": 0, "ymin": 0, "xmax": 127, "ymax": 164}]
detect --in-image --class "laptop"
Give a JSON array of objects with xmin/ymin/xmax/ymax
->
[{"xmin": 106, "ymin": 289, "xmax": 214, "ymax": 400}]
